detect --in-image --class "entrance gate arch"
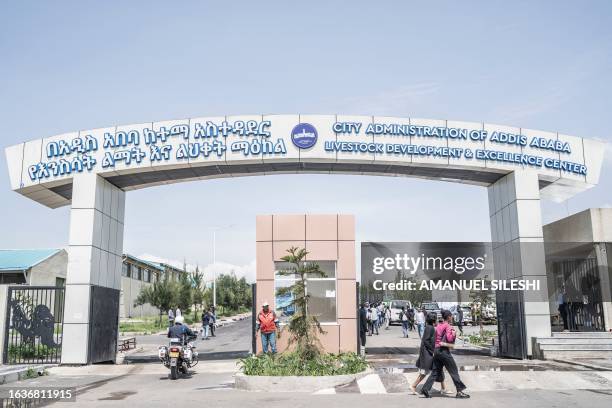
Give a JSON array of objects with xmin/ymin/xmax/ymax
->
[{"xmin": 5, "ymin": 114, "xmax": 606, "ymax": 363}]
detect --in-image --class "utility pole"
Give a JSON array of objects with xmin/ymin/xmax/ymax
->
[{"xmin": 210, "ymin": 224, "xmax": 234, "ymax": 309}]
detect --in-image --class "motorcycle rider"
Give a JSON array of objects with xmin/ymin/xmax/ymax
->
[{"xmin": 167, "ymin": 315, "xmax": 195, "ymax": 344}]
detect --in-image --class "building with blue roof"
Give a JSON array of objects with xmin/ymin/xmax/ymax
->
[
  {"xmin": 0, "ymin": 249, "xmax": 187, "ymax": 318},
  {"xmin": 0, "ymin": 248, "xmax": 67, "ymax": 285}
]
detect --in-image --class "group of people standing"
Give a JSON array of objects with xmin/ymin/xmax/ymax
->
[
  {"xmin": 399, "ymin": 306, "xmax": 427, "ymax": 339},
  {"xmin": 167, "ymin": 306, "xmax": 218, "ymax": 341},
  {"xmin": 362, "ymin": 302, "xmax": 389, "ymax": 336},
  {"xmin": 201, "ymin": 306, "xmax": 217, "ymax": 340}
]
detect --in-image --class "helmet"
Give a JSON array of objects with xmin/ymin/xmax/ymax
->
[{"xmin": 175, "ymin": 315, "xmax": 185, "ymax": 324}]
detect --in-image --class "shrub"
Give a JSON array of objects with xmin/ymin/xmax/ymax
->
[{"xmin": 239, "ymin": 351, "xmax": 367, "ymax": 376}]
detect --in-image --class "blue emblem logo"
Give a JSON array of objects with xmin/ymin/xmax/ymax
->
[{"xmin": 291, "ymin": 123, "xmax": 318, "ymax": 149}]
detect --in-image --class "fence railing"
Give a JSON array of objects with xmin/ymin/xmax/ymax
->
[{"xmin": 2, "ymin": 286, "xmax": 65, "ymax": 364}]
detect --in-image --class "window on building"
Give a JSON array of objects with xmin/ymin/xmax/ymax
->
[
  {"xmin": 55, "ymin": 277, "xmax": 65, "ymax": 287},
  {"xmin": 0, "ymin": 272, "xmax": 26, "ymax": 284},
  {"xmin": 274, "ymin": 260, "xmax": 336, "ymax": 324},
  {"xmin": 135, "ymin": 266, "xmax": 142, "ymax": 281},
  {"xmin": 143, "ymin": 269, "xmax": 151, "ymax": 283},
  {"xmin": 122, "ymin": 263, "xmax": 131, "ymax": 277}
]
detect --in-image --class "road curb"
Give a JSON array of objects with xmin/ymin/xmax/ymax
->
[
  {"xmin": 0, "ymin": 365, "xmax": 56, "ymax": 385},
  {"xmin": 551, "ymin": 358, "xmax": 612, "ymax": 371},
  {"xmin": 234, "ymin": 368, "xmax": 373, "ymax": 393}
]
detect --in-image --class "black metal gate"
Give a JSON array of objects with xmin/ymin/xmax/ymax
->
[
  {"xmin": 496, "ymin": 290, "xmax": 527, "ymax": 359},
  {"xmin": 2, "ymin": 286, "xmax": 65, "ymax": 364},
  {"xmin": 88, "ymin": 285, "xmax": 120, "ymax": 364}
]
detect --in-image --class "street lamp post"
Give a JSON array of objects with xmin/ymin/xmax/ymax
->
[{"xmin": 210, "ymin": 224, "xmax": 234, "ymax": 309}]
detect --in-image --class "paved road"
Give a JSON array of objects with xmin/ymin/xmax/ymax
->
[
  {"xmin": 125, "ymin": 317, "xmax": 252, "ymax": 362},
  {"xmin": 5, "ymin": 361, "xmax": 612, "ymax": 407},
  {"xmin": 4, "ymin": 319, "xmax": 612, "ymax": 406}
]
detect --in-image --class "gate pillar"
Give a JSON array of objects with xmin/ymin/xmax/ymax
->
[
  {"xmin": 61, "ymin": 174, "xmax": 125, "ymax": 364},
  {"xmin": 488, "ymin": 170, "xmax": 551, "ymax": 358}
]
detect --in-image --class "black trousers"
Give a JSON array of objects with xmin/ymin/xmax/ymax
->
[
  {"xmin": 359, "ymin": 330, "xmax": 367, "ymax": 347},
  {"xmin": 422, "ymin": 348, "xmax": 466, "ymax": 392}
]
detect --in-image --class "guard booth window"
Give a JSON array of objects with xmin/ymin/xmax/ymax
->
[{"xmin": 274, "ymin": 261, "xmax": 336, "ymax": 324}]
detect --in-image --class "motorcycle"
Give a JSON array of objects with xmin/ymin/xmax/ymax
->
[{"xmin": 158, "ymin": 333, "xmax": 199, "ymax": 380}]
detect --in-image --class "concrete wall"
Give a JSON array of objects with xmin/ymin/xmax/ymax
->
[
  {"xmin": 28, "ymin": 250, "xmax": 67, "ymax": 286},
  {"xmin": 256, "ymin": 214, "xmax": 357, "ymax": 355},
  {"xmin": 544, "ymin": 208, "xmax": 612, "ymax": 243},
  {"xmin": 120, "ymin": 276, "xmax": 159, "ymax": 319}
]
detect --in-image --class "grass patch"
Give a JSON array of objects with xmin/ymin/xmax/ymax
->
[
  {"xmin": 239, "ymin": 351, "xmax": 368, "ymax": 376},
  {"xmin": 466, "ymin": 330, "xmax": 497, "ymax": 346},
  {"xmin": 8, "ymin": 344, "xmax": 56, "ymax": 362}
]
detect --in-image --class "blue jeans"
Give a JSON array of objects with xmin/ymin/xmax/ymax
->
[
  {"xmin": 261, "ymin": 331, "xmax": 276, "ymax": 353},
  {"xmin": 201, "ymin": 324, "xmax": 210, "ymax": 339},
  {"xmin": 402, "ymin": 321, "xmax": 409, "ymax": 337},
  {"xmin": 417, "ymin": 323, "xmax": 425, "ymax": 338}
]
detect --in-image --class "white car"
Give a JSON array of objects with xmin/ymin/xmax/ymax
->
[{"xmin": 387, "ymin": 299, "xmax": 412, "ymax": 324}]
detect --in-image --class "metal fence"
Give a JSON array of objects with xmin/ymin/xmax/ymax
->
[
  {"xmin": 552, "ymin": 257, "xmax": 604, "ymax": 331},
  {"xmin": 2, "ymin": 286, "xmax": 65, "ymax": 364}
]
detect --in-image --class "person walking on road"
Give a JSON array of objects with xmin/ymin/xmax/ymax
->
[
  {"xmin": 209, "ymin": 306, "xmax": 217, "ymax": 337},
  {"xmin": 456, "ymin": 305, "xmax": 464, "ymax": 336},
  {"xmin": 385, "ymin": 305, "xmax": 392, "ymax": 330},
  {"xmin": 410, "ymin": 313, "xmax": 449, "ymax": 395},
  {"xmin": 359, "ymin": 302, "xmax": 369, "ymax": 355},
  {"xmin": 401, "ymin": 307, "xmax": 410, "ymax": 338},
  {"xmin": 201, "ymin": 309, "xmax": 211, "ymax": 340},
  {"xmin": 421, "ymin": 310, "xmax": 470, "ymax": 399},
  {"xmin": 407, "ymin": 307, "xmax": 415, "ymax": 331},
  {"xmin": 370, "ymin": 303, "xmax": 379, "ymax": 335},
  {"xmin": 256, "ymin": 301, "xmax": 279, "ymax": 354},
  {"xmin": 168, "ymin": 308, "xmax": 175, "ymax": 328},
  {"xmin": 415, "ymin": 308, "xmax": 426, "ymax": 339}
]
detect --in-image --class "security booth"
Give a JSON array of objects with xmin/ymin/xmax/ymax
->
[
  {"xmin": 255, "ymin": 214, "xmax": 358, "ymax": 354},
  {"xmin": 543, "ymin": 208, "xmax": 612, "ymax": 333}
]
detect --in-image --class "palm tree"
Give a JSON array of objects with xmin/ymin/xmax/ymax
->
[{"xmin": 276, "ymin": 247, "xmax": 326, "ymax": 361}]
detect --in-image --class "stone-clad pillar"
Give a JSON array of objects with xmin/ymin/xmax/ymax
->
[
  {"xmin": 488, "ymin": 170, "xmax": 551, "ymax": 357},
  {"xmin": 61, "ymin": 174, "xmax": 125, "ymax": 364}
]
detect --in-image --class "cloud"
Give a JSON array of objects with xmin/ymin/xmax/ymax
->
[
  {"xmin": 337, "ymin": 82, "xmax": 441, "ymax": 115},
  {"xmin": 492, "ymin": 87, "xmax": 572, "ymax": 123},
  {"xmin": 137, "ymin": 253, "xmax": 256, "ymax": 283}
]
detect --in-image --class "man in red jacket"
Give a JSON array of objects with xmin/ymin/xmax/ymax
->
[
  {"xmin": 421, "ymin": 310, "xmax": 470, "ymax": 399},
  {"xmin": 256, "ymin": 301, "xmax": 279, "ymax": 354}
]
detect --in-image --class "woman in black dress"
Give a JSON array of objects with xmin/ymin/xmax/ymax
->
[{"xmin": 410, "ymin": 313, "xmax": 448, "ymax": 395}]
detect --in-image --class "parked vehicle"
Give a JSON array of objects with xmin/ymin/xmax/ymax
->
[
  {"xmin": 158, "ymin": 332, "xmax": 199, "ymax": 380},
  {"xmin": 387, "ymin": 299, "xmax": 413, "ymax": 324},
  {"xmin": 421, "ymin": 301, "xmax": 442, "ymax": 321},
  {"xmin": 449, "ymin": 305, "xmax": 472, "ymax": 325}
]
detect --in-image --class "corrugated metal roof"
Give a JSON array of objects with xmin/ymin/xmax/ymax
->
[
  {"xmin": 123, "ymin": 254, "xmax": 165, "ymax": 272},
  {"xmin": 0, "ymin": 249, "xmax": 61, "ymax": 271}
]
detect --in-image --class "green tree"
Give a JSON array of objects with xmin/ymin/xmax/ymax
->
[
  {"xmin": 176, "ymin": 272, "xmax": 193, "ymax": 314},
  {"xmin": 276, "ymin": 247, "xmax": 326, "ymax": 361},
  {"xmin": 134, "ymin": 276, "xmax": 178, "ymax": 326},
  {"xmin": 191, "ymin": 266, "xmax": 205, "ymax": 321},
  {"xmin": 469, "ymin": 279, "xmax": 494, "ymax": 337}
]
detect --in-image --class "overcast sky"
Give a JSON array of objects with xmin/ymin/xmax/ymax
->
[{"xmin": 1, "ymin": 1, "xmax": 611, "ymax": 282}]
